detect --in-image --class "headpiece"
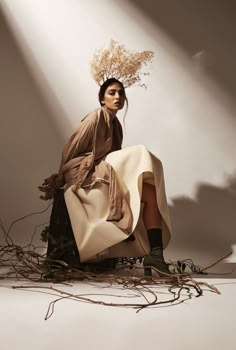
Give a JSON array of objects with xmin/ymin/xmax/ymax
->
[{"xmin": 90, "ymin": 39, "xmax": 154, "ymax": 88}]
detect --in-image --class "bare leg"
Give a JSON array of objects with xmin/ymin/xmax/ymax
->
[{"xmin": 141, "ymin": 182, "xmax": 162, "ymax": 229}]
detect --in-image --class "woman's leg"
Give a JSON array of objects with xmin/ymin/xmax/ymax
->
[
  {"xmin": 141, "ymin": 182, "xmax": 162, "ymax": 229},
  {"xmin": 141, "ymin": 182, "xmax": 170, "ymax": 277}
]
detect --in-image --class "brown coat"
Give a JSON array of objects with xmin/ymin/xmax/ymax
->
[{"xmin": 58, "ymin": 107, "xmax": 133, "ymax": 233}]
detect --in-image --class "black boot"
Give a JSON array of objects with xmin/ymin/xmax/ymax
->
[{"xmin": 143, "ymin": 228, "xmax": 170, "ymax": 277}]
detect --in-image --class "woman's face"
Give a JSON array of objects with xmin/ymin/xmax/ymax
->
[{"xmin": 101, "ymin": 82, "xmax": 126, "ymax": 113}]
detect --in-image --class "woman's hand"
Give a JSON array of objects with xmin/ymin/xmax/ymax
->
[{"xmin": 38, "ymin": 173, "xmax": 62, "ymax": 200}]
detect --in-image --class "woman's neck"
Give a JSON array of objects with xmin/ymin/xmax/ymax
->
[{"xmin": 102, "ymin": 106, "xmax": 117, "ymax": 121}]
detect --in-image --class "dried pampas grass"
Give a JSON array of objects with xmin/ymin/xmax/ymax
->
[{"xmin": 90, "ymin": 39, "xmax": 154, "ymax": 88}]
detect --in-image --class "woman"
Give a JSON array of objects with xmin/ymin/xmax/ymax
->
[{"xmin": 39, "ymin": 78, "xmax": 171, "ymax": 276}]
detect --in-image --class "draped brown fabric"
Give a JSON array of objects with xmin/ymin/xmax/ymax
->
[{"xmin": 57, "ymin": 107, "xmax": 133, "ymax": 233}]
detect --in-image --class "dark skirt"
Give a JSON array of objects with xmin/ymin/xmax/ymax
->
[{"xmin": 46, "ymin": 189, "xmax": 80, "ymax": 266}]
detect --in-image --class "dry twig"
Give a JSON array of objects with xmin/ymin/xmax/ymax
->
[{"xmin": 0, "ymin": 209, "xmax": 232, "ymax": 319}]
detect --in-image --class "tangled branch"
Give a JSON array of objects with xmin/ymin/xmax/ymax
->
[{"xmin": 0, "ymin": 208, "xmax": 233, "ymax": 320}]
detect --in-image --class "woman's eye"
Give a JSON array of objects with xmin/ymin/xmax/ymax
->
[{"xmin": 108, "ymin": 90, "xmax": 125, "ymax": 96}]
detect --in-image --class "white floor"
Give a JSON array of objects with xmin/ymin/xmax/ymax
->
[{"xmin": 0, "ymin": 273, "xmax": 236, "ymax": 350}]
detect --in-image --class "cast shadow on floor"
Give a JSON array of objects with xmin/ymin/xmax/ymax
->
[{"xmin": 168, "ymin": 174, "xmax": 236, "ymax": 278}]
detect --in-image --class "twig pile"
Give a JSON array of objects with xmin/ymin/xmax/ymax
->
[{"xmin": 0, "ymin": 208, "xmax": 232, "ymax": 319}]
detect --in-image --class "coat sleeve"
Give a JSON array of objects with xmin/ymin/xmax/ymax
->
[
  {"xmin": 39, "ymin": 111, "xmax": 99, "ymax": 199},
  {"xmin": 57, "ymin": 111, "xmax": 98, "ymax": 185}
]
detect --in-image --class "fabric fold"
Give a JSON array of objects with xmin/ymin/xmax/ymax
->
[{"xmin": 57, "ymin": 107, "xmax": 133, "ymax": 233}]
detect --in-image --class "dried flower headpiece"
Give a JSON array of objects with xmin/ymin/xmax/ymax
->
[{"xmin": 90, "ymin": 39, "xmax": 154, "ymax": 88}]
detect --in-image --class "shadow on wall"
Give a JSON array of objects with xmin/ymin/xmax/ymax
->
[
  {"xmin": 128, "ymin": 0, "xmax": 236, "ymax": 101},
  {"xmin": 0, "ymin": 10, "xmax": 66, "ymax": 244},
  {"xmin": 168, "ymin": 174, "xmax": 236, "ymax": 276}
]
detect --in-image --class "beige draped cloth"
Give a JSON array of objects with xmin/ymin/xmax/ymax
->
[{"xmin": 57, "ymin": 107, "xmax": 171, "ymax": 262}]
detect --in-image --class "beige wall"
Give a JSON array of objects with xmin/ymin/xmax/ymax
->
[
  {"xmin": 0, "ymin": 9, "xmax": 64, "ymax": 245},
  {"xmin": 0, "ymin": 0, "xmax": 236, "ymax": 263}
]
